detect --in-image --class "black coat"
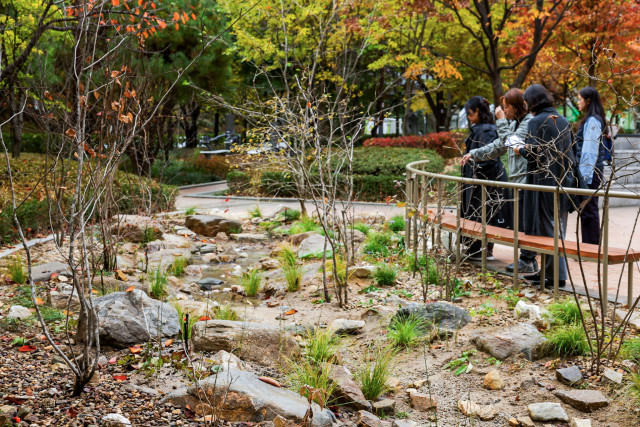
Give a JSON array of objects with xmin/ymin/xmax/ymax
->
[
  {"xmin": 461, "ymin": 123, "xmax": 511, "ymax": 228},
  {"xmin": 520, "ymin": 107, "xmax": 575, "ymax": 236}
]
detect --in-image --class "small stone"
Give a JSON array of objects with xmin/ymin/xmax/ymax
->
[
  {"xmin": 508, "ymin": 418, "xmax": 519, "ymax": 427},
  {"xmin": 199, "ymin": 244, "xmax": 217, "ymax": 254},
  {"xmin": 412, "ymin": 378, "xmax": 429, "ymax": 388},
  {"xmin": 357, "ymin": 410, "xmax": 386, "ymax": 427},
  {"xmin": 482, "ymin": 370, "xmax": 504, "ymax": 390},
  {"xmin": 230, "ymin": 233, "xmax": 269, "ymax": 242},
  {"xmin": 527, "ymin": 402, "xmax": 569, "ymax": 422},
  {"xmin": 570, "ymin": 418, "xmax": 592, "ymax": 427},
  {"xmin": 372, "ymin": 399, "xmax": 395, "ymax": 416},
  {"xmin": 197, "ymin": 278, "xmax": 224, "ymax": 291},
  {"xmin": 392, "ymin": 421, "xmax": 417, "ymax": 427},
  {"xmin": 273, "ymin": 415, "xmax": 298, "ymax": 427},
  {"xmin": 516, "ymin": 416, "xmax": 535, "ymax": 427},
  {"xmin": 7, "ymin": 305, "xmax": 32, "ymax": 320},
  {"xmin": 351, "ymin": 265, "xmax": 376, "ymax": 278},
  {"xmin": 553, "ymin": 390, "xmax": 609, "ymax": 413},
  {"xmin": 329, "ymin": 365, "xmax": 372, "ymax": 411},
  {"xmin": 602, "ymin": 367, "xmax": 623, "ymax": 384},
  {"xmin": 556, "ymin": 366, "xmax": 583, "ymax": 386},
  {"xmin": 387, "ymin": 377, "xmax": 401, "ymax": 391},
  {"xmin": 101, "ymin": 413, "xmax": 132, "ymax": 427},
  {"xmin": 409, "ymin": 391, "xmax": 437, "ymax": 411},
  {"xmin": 457, "ymin": 400, "xmax": 497, "ymax": 421},
  {"xmin": 331, "ymin": 319, "xmax": 365, "ymax": 335},
  {"xmin": 622, "ymin": 359, "xmax": 639, "ymax": 373},
  {"xmin": 98, "ymin": 356, "xmax": 108, "ymax": 367},
  {"xmin": 307, "ymin": 285, "xmax": 318, "ymax": 294}
]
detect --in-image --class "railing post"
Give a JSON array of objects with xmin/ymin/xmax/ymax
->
[
  {"xmin": 513, "ymin": 189, "xmax": 520, "ymax": 288},
  {"xmin": 406, "ymin": 173, "xmax": 412, "ymax": 250},
  {"xmin": 421, "ymin": 175, "xmax": 428, "ymax": 255},
  {"xmin": 413, "ymin": 176, "xmax": 419, "ymax": 252},
  {"xmin": 481, "ymin": 184, "xmax": 487, "ymax": 274},
  {"xmin": 436, "ymin": 178, "xmax": 442, "ymax": 247},
  {"xmin": 602, "ymin": 194, "xmax": 609, "ymax": 316},
  {"xmin": 553, "ymin": 190, "xmax": 559, "ymax": 298},
  {"xmin": 456, "ymin": 181, "xmax": 462, "ymax": 275},
  {"xmin": 628, "ymin": 261, "xmax": 634, "ymax": 309}
]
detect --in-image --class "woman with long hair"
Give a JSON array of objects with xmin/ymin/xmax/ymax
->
[
  {"xmin": 461, "ymin": 88, "xmax": 537, "ymax": 272},
  {"xmin": 461, "ymin": 96, "xmax": 511, "ymax": 261},
  {"xmin": 576, "ymin": 86, "xmax": 607, "ymax": 244}
]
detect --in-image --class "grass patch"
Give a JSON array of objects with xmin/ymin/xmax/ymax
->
[
  {"xmin": 40, "ymin": 306, "xmax": 64, "ymax": 322},
  {"xmin": 168, "ymin": 256, "xmax": 188, "ymax": 276},
  {"xmin": 387, "ymin": 215, "xmax": 405, "ymax": 232},
  {"xmin": 287, "ymin": 216, "xmax": 322, "ymax": 235},
  {"xmin": 545, "ymin": 324, "xmax": 590, "ymax": 357},
  {"xmin": 240, "ymin": 269, "xmax": 261, "ymax": 297},
  {"xmin": 8, "ymin": 256, "xmax": 27, "ymax": 285},
  {"xmin": 284, "ymin": 266, "xmax": 303, "ymax": 292},
  {"xmin": 149, "ymin": 267, "xmax": 168, "ymax": 300},
  {"xmin": 621, "ymin": 337, "xmax": 640, "ymax": 364},
  {"xmin": 248, "ymin": 205, "xmax": 262, "ymax": 218},
  {"xmin": 388, "ymin": 314, "xmax": 427, "ymax": 348},
  {"xmin": 141, "ymin": 227, "xmax": 162, "ymax": 245},
  {"xmin": 325, "ymin": 256, "xmax": 347, "ymax": 284},
  {"xmin": 353, "ymin": 222, "xmax": 371, "ymax": 236},
  {"xmin": 363, "ymin": 232, "xmax": 393, "ymax": 257},
  {"xmin": 305, "ymin": 328, "xmax": 338, "ymax": 364},
  {"xmin": 373, "ymin": 264, "xmax": 397, "ymax": 286},
  {"xmin": 287, "ymin": 359, "xmax": 337, "ymax": 407},
  {"xmin": 547, "ymin": 298, "xmax": 582, "ymax": 325},
  {"xmin": 185, "ymin": 207, "xmax": 197, "ymax": 215},
  {"xmin": 214, "ymin": 304, "xmax": 238, "ymax": 321},
  {"xmin": 171, "ymin": 301, "xmax": 198, "ymax": 340},
  {"xmin": 281, "ymin": 208, "xmax": 301, "ymax": 222},
  {"xmin": 278, "ymin": 243, "xmax": 298, "ymax": 270},
  {"xmin": 357, "ymin": 346, "xmax": 396, "ymax": 401}
]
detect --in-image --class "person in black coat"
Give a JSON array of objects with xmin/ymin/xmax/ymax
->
[
  {"xmin": 514, "ymin": 84, "xmax": 575, "ymax": 287},
  {"xmin": 461, "ymin": 96, "xmax": 511, "ymax": 261}
]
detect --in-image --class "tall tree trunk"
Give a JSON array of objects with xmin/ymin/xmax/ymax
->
[
  {"xmin": 402, "ymin": 79, "xmax": 414, "ymax": 135},
  {"xmin": 214, "ymin": 111, "xmax": 220, "ymax": 137},
  {"xmin": 9, "ymin": 87, "xmax": 26, "ymax": 158},
  {"xmin": 180, "ymin": 100, "xmax": 201, "ymax": 148}
]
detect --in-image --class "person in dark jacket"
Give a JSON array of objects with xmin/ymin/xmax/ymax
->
[
  {"xmin": 461, "ymin": 96, "xmax": 511, "ymax": 261},
  {"xmin": 514, "ymin": 84, "xmax": 575, "ymax": 288},
  {"xmin": 576, "ymin": 86, "xmax": 607, "ymax": 244}
]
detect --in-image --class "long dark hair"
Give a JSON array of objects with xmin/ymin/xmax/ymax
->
[
  {"xmin": 523, "ymin": 84, "xmax": 553, "ymax": 114},
  {"xmin": 578, "ymin": 86, "xmax": 607, "ymax": 128},
  {"xmin": 465, "ymin": 96, "xmax": 494, "ymax": 125},
  {"xmin": 501, "ymin": 88, "xmax": 527, "ymax": 121}
]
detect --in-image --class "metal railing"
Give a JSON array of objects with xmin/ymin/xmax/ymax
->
[{"xmin": 405, "ymin": 160, "xmax": 640, "ymax": 315}]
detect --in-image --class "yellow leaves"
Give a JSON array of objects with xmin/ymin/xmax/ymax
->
[
  {"xmin": 432, "ymin": 59, "xmax": 462, "ymax": 80},
  {"xmin": 396, "ymin": 201, "xmax": 406, "ymax": 208},
  {"xmin": 118, "ymin": 112, "xmax": 134, "ymax": 124}
]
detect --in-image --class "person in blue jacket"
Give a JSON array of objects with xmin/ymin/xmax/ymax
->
[{"xmin": 576, "ymin": 86, "xmax": 607, "ymax": 245}]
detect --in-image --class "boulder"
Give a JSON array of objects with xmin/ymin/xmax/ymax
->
[
  {"xmin": 191, "ymin": 320, "xmax": 298, "ymax": 364},
  {"xmin": 288, "ymin": 231, "xmax": 319, "ymax": 246},
  {"xmin": 112, "ymin": 214, "xmax": 163, "ymax": 243},
  {"xmin": 173, "ymin": 300, "xmax": 215, "ymax": 318},
  {"xmin": 297, "ymin": 234, "xmax": 328, "ymax": 258},
  {"xmin": 163, "ymin": 370, "xmax": 335, "ymax": 426},
  {"xmin": 331, "ymin": 319, "xmax": 365, "ymax": 335},
  {"xmin": 457, "ymin": 400, "xmax": 497, "ymax": 421},
  {"xmin": 31, "ymin": 262, "xmax": 71, "ymax": 283},
  {"xmin": 146, "ymin": 234, "xmax": 191, "ymax": 252},
  {"xmin": 77, "ymin": 289, "xmax": 179, "ymax": 348},
  {"xmin": 185, "ymin": 215, "xmax": 243, "ymax": 238},
  {"xmin": 328, "ymin": 365, "xmax": 372, "ymax": 411},
  {"xmin": 470, "ymin": 323, "xmax": 547, "ymax": 361},
  {"xmin": 556, "ymin": 366, "xmax": 583, "ymax": 386},
  {"xmin": 409, "ymin": 391, "xmax": 437, "ymax": 411},
  {"xmin": 147, "ymin": 248, "xmax": 191, "ymax": 270},
  {"xmin": 527, "ymin": 402, "xmax": 569, "ymax": 422},
  {"xmin": 394, "ymin": 302, "xmax": 472, "ymax": 332},
  {"xmin": 183, "ymin": 265, "xmax": 203, "ymax": 277},
  {"xmin": 553, "ymin": 390, "xmax": 609, "ymax": 413},
  {"xmin": 7, "ymin": 305, "xmax": 31, "ymax": 320},
  {"xmin": 482, "ymin": 370, "xmax": 504, "ymax": 390},
  {"xmin": 348, "ymin": 229, "xmax": 367, "ymax": 244},
  {"xmin": 197, "ymin": 277, "xmax": 224, "ymax": 291},
  {"xmin": 351, "ymin": 265, "xmax": 376, "ymax": 279},
  {"xmin": 614, "ymin": 309, "xmax": 640, "ymax": 331},
  {"xmin": 602, "ymin": 367, "xmax": 623, "ymax": 384}
]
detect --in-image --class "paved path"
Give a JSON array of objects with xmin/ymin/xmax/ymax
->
[{"xmin": 178, "ymin": 185, "xmax": 640, "ymax": 305}]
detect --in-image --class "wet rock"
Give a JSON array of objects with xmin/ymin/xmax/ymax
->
[
  {"xmin": 553, "ymin": 390, "xmax": 609, "ymax": 413},
  {"xmin": 331, "ymin": 319, "xmax": 365, "ymax": 335},
  {"xmin": 482, "ymin": 370, "xmax": 504, "ymax": 390},
  {"xmin": 77, "ymin": 289, "xmax": 179, "ymax": 348},
  {"xmin": 164, "ymin": 370, "xmax": 335, "ymax": 426},
  {"xmin": 457, "ymin": 400, "xmax": 497, "ymax": 421},
  {"xmin": 197, "ymin": 277, "xmax": 224, "ymax": 291},
  {"xmin": 372, "ymin": 399, "xmax": 395, "ymax": 416},
  {"xmin": 328, "ymin": 365, "xmax": 372, "ymax": 411},
  {"xmin": 185, "ymin": 215, "xmax": 242, "ymax": 238},
  {"xmin": 394, "ymin": 302, "xmax": 472, "ymax": 332},
  {"xmin": 231, "ymin": 233, "xmax": 269, "ymax": 242},
  {"xmin": 31, "ymin": 261, "xmax": 71, "ymax": 283},
  {"xmin": 7, "ymin": 305, "xmax": 32, "ymax": 320},
  {"xmin": 471, "ymin": 323, "xmax": 547, "ymax": 361},
  {"xmin": 351, "ymin": 265, "xmax": 376, "ymax": 279},
  {"xmin": 288, "ymin": 231, "xmax": 319, "ymax": 246},
  {"xmin": 409, "ymin": 391, "xmax": 437, "ymax": 411},
  {"xmin": 356, "ymin": 410, "xmax": 387, "ymax": 427},
  {"xmin": 191, "ymin": 320, "xmax": 298, "ymax": 364},
  {"xmin": 556, "ymin": 366, "xmax": 583, "ymax": 386},
  {"xmin": 527, "ymin": 402, "xmax": 569, "ymax": 422},
  {"xmin": 298, "ymin": 234, "xmax": 328, "ymax": 258},
  {"xmin": 602, "ymin": 367, "xmax": 623, "ymax": 384},
  {"xmin": 102, "ymin": 413, "xmax": 132, "ymax": 426}
]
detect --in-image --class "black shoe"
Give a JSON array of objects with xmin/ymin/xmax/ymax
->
[
  {"xmin": 506, "ymin": 259, "xmax": 537, "ymax": 273},
  {"xmin": 523, "ymin": 273, "xmax": 540, "ymax": 282},
  {"xmin": 544, "ymin": 279, "xmax": 566, "ymax": 289}
]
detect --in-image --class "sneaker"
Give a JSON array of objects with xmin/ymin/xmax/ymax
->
[
  {"xmin": 506, "ymin": 259, "xmax": 537, "ymax": 273},
  {"xmin": 467, "ymin": 253, "xmax": 483, "ymax": 261},
  {"xmin": 486, "ymin": 249, "xmax": 495, "ymax": 261}
]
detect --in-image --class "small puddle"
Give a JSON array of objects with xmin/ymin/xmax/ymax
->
[{"xmin": 191, "ymin": 249, "xmax": 270, "ymax": 285}]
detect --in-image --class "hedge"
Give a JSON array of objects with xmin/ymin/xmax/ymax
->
[{"xmin": 362, "ymin": 132, "xmax": 463, "ymax": 159}]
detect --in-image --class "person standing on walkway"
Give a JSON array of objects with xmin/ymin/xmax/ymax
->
[
  {"xmin": 460, "ymin": 88, "xmax": 537, "ymax": 272},
  {"xmin": 576, "ymin": 86, "xmax": 607, "ymax": 245},
  {"xmin": 514, "ymin": 84, "xmax": 575, "ymax": 288},
  {"xmin": 461, "ymin": 96, "xmax": 512, "ymax": 261}
]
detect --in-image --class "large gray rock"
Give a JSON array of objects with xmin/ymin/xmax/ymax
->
[
  {"xmin": 298, "ymin": 234, "xmax": 328, "ymax": 258},
  {"xmin": 191, "ymin": 320, "xmax": 298, "ymax": 364},
  {"xmin": 31, "ymin": 262, "xmax": 71, "ymax": 283},
  {"xmin": 185, "ymin": 215, "xmax": 242, "ymax": 238},
  {"xmin": 553, "ymin": 390, "xmax": 609, "ymax": 413},
  {"xmin": 328, "ymin": 365, "xmax": 372, "ymax": 411},
  {"xmin": 78, "ymin": 289, "xmax": 179, "ymax": 348},
  {"xmin": 146, "ymin": 248, "xmax": 191, "ymax": 270},
  {"xmin": 394, "ymin": 302, "xmax": 471, "ymax": 332},
  {"xmin": 471, "ymin": 323, "xmax": 547, "ymax": 361},
  {"xmin": 7, "ymin": 305, "xmax": 32, "ymax": 320},
  {"xmin": 527, "ymin": 402, "xmax": 569, "ymax": 422},
  {"xmin": 163, "ymin": 369, "xmax": 335, "ymax": 426},
  {"xmin": 288, "ymin": 231, "xmax": 319, "ymax": 246}
]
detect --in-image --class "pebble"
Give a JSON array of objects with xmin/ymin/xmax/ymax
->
[
  {"xmin": 528, "ymin": 402, "xmax": 569, "ymax": 422},
  {"xmin": 602, "ymin": 367, "xmax": 623, "ymax": 384},
  {"xmin": 482, "ymin": 370, "xmax": 504, "ymax": 390}
]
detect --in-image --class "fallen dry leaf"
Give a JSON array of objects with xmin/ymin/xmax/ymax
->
[
  {"xmin": 112, "ymin": 375, "xmax": 127, "ymax": 381},
  {"xmin": 284, "ymin": 309, "xmax": 298, "ymax": 316},
  {"xmin": 163, "ymin": 339, "xmax": 173, "ymax": 347},
  {"xmin": 129, "ymin": 345, "xmax": 142, "ymax": 354},
  {"xmin": 125, "ymin": 286, "xmax": 135, "ymax": 292},
  {"xmin": 198, "ymin": 316, "xmax": 211, "ymax": 321},
  {"xmin": 258, "ymin": 376, "xmax": 281, "ymax": 387},
  {"xmin": 18, "ymin": 345, "xmax": 37, "ymax": 352}
]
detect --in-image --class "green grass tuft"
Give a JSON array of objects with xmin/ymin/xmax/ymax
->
[
  {"xmin": 388, "ymin": 314, "xmax": 428, "ymax": 348},
  {"xmin": 353, "ymin": 222, "xmax": 371, "ymax": 236},
  {"xmin": 149, "ymin": 267, "xmax": 168, "ymax": 300},
  {"xmin": 287, "ymin": 216, "xmax": 322, "ymax": 235},
  {"xmin": 281, "ymin": 208, "xmax": 301, "ymax": 222},
  {"xmin": 547, "ymin": 298, "xmax": 582, "ymax": 325},
  {"xmin": 185, "ymin": 207, "xmax": 197, "ymax": 215},
  {"xmin": 363, "ymin": 232, "xmax": 393, "ymax": 257},
  {"xmin": 168, "ymin": 256, "xmax": 188, "ymax": 276},
  {"xmin": 215, "ymin": 304, "xmax": 238, "ymax": 321},
  {"xmin": 621, "ymin": 337, "xmax": 640, "ymax": 364},
  {"xmin": 373, "ymin": 264, "xmax": 397, "ymax": 286},
  {"xmin": 357, "ymin": 346, "xmax": 396, "ymax": 400},
  {"xmin": 248, "ymin": 205, "xmax": 263, "ymax": 218},
  {"xmin": 8, "ymin": 256, "xmax": 27, "ymax": 285},
  {"xmin": 284, "ymin": 266, "xmax": 303, "ymax": 292},
  {"xmin": 287, "ymin": 359, "xmax": 336, "ymax": 407},
  {"xmin": 240, "ymin": 269, "xmax": 261, "ymax": 297},
  {"xmin": 305, "ymin": 328, "xmax": 338, "ymax": 364},
  {"xmin": 545, "ymin": 324, "xmax": 590, "ymax": 357},
  {"xmin": 278, "ymin": 243, "xmax": 298, "ymax": 270},
  {"xmin": 387, "ymin": 215, "xmax": 405, "ymax": 232}
]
